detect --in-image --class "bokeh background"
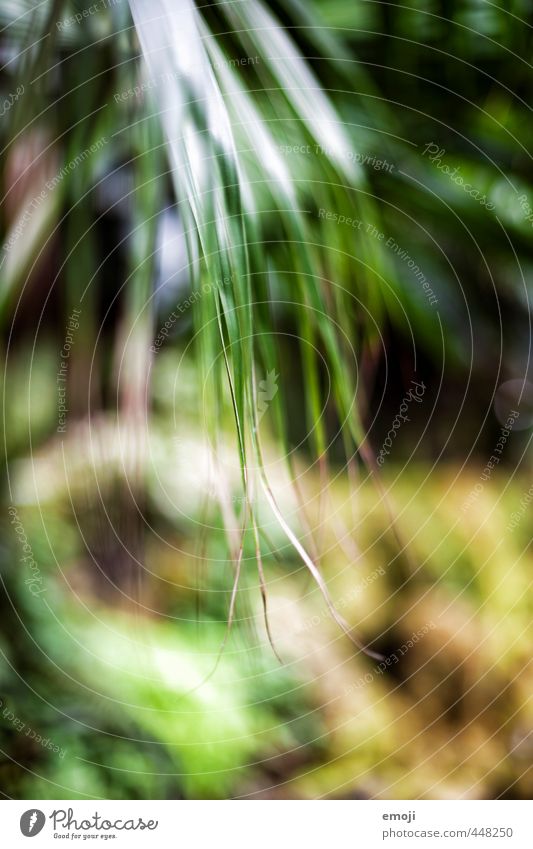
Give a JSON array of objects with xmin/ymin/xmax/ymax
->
[{"xmin": 1, "ymin": 0, "xmax": 532, "ymax": 799}]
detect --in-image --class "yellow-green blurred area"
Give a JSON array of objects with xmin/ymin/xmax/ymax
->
[{"xmin": 1, "ymin": 346, "xmax": 532, "ymax": 800}]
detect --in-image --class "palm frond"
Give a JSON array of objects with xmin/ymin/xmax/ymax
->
[{"xmin": 125, "ymin": 0, "xmax": 385, "ymax": 652}]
